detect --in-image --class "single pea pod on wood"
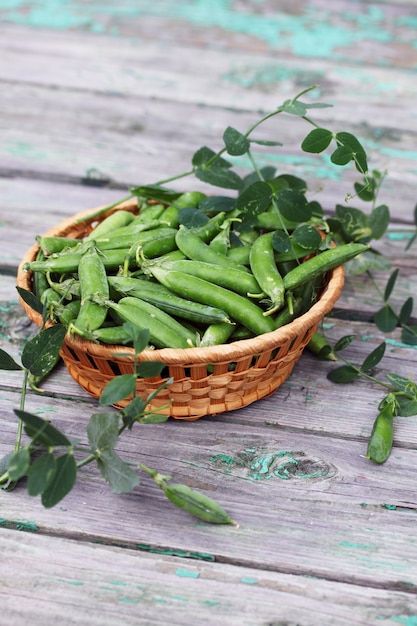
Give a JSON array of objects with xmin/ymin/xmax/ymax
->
[
  {"xmin": 366, "ymin": 403, "xmax": 394, "ymax": 464},
  {"xmin": 161, "ymin": 482, "xmax": 235, "ymax": 524},
  {"xmin": 283, "ymin": 243, "xmax": 369, "ymax": 291}
]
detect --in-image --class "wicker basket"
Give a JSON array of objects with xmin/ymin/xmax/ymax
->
[{"xmin": 17, "ymin": 199, "xmax": 344, "ymax": 420}]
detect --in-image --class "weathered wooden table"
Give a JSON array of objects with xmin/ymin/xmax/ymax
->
[{"xmin": 1, "ymin": 2, "xmax": 417, "ymax": 624}]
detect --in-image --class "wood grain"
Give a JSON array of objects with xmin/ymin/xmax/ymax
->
[{"xmin": 1, "ymin": 1, "xmax": 417, "ymax": 622}]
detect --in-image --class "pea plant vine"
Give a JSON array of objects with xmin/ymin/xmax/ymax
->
[{"xmin": 1, "ymin": 85, "xmax": 416, "ymax": 522}]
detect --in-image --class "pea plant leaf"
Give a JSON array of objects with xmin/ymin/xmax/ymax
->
[
  {"xmin": 27, "ymin": 452, "xmax": 57, "ymax": 496},
  {"xmin": 41, "ymin": 453, "xmax": 77, "ymax": 508},
  {"xmin": 192, "ymin": 146, "xmax": 232, "ymax": 169},
  {"xmin": 16, "ymin": 286, "xmax": 43, "ymax": 315},
  {"xmin": 7, "ymin": 447, "xmax": 30, "ymax": 481},
  {"xmin": 87, "ymin": 412, "xmax": 120, "ymax": 452},
  {"xmin": 386, "ymin": 373, "xmax": 415, "ymax": 393},
  {"xmin": 136, "ymin": 361, "xmax": 165, "ymax": 378},
  {"xmin": 276, "ymin": 189, "xmax": 312, "ymax": 222},
  {"xmin": 99, "ymin": 374, "xmax": 137, "ymax": 406},
  {"xmin": 384, "ymin": 268, "xmax": 399, "ymax": 301},
  {"xmin": 130, "ymin": 185, "xmax": 182, "ymax": 204},
  {"xmin": 369, "ymin": 204, "xmax": 390, "ymax": 240},
  {"xmin": 301, "ymin": 128, "xmax": 333, "ymax": 153},
  {"xmin": 292, "ymin": 224, "xmax": 322, "ymax": 250},
  {"xmin": 374, "ymin": 304, "xmax": 398, "ymax": 333},
  {"xmin": 333, "ymin": 334, "xmax": 356, "ymax": 352},
  {"xmin": 0, "ymin": 348, "xmax": 22, "ymax": 371},
  {"xmin": 96, "ymin": 449, "xmax": 140, "ymax": 494},
  {"xmin": 14, "ymin": 409, "xmax": 72, "ymax": 447},
  {"xmin": 272, "ymin": 230, "xmax": 292, "ymax": 253},
  {"xmin": 361, "ymin": 342, "xmax": 386, "ymax": 372},
  {"xmin": 327, "ymin": 364, "xmax": 359, "ymax": 383},
  {"xmin": 195, "ymin": 166, "xmax": 243, "ymax": 190},
  {"xmin": 399, "ymin": 297, "xmax": 413, "ymax": 325},
  {"xmin": 332, "ymin": 132, "xmax": 368, "ymax": 173},
  {"xmin": 178, "ymin": 207, "xmax": 209, "ymax": 229},
  {"xmin": 199, "ymin": 196, "xmax": 236, "ymax": 214},
  {"xmin": 236, "ymin": 181, "xmax": 272, "ymax": 215},
  {"xmin": 401, "ymin": 325, "xmax": 417, "ymax": 345},
  {"xmin": 223, "ymin": 126, "xmax": 250, "ymax": 156},
  {"xmin": 21, "ymin": 324, "xmax": 66, "ymax": 377}
]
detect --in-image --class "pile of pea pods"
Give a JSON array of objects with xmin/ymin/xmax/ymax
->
[{"xmin": 24, "ymin": 193, "xmax": 367, "ymax": 349}]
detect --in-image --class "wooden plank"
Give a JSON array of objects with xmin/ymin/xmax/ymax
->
[
  {"xmin": 2, "ymin": 419, "xmax": 417, "ymax": 589},
  {"xmin": 1, "ymin": 1, "xmax": 417, "ymax": 68},
  {"xmin": 2, "ymin": 528, "xmax": 417, "ymax": 626}
]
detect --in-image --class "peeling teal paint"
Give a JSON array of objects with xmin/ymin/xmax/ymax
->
[
  {"xmin": 175, "ymin": 568, "xmax": 200, "ymax": 579},
  {"xmin": 0, "ymin": 1, "xmax": 397, "ymax": 61},
  {"xmin": 240, "ymin": 577, "xmax": 258, "ymax": 584},
  {"xmin": 339, "ymin": 541, "xmax": 376, "ymax": 550},
  {"xmin": 136, "ymin": 544, "xmax": 215, "ymax": 561},
  {"xmin": 211, "ymin": 448, "xmax": 331, "ymax": 480}
]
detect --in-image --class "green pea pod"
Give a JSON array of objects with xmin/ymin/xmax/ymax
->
[
  {"xmin": 307, "ymin": 331, "xmax": 337, "ymax": 360},
  {"xmin": 366, "ymin": 404, "xmax": 394, "ymax": 464},
  {"xmin": 38, "ymin": 236, "xmax": 81, "ymax": 256},
  {"xmin": 227, "ymin": 245, "xmax": 251, "ymax": 266},
  {"xmin": 70, "ymin": 243, "xmax": 109, "ymax": 335},
  {"xmin": 162, "ymin": 483, "xmax": 235, "ymax": 524},
  {"xmin": 158, "ymin": 259, "xmax": 262, "ymax": 297},
  {"xmin": 175, "ymin": 225, "xmax": 249, "ymax": 272},
  {"xmin": 85, "ymin": 209, "xmax": 135, "ymax": 241},
  {"xmin": 148, "ymin": 266, "xmax": 276, "ymax": 336},
  {"xmin": 283, "ymin": 243, "xmax": 369, "ymax": 291},
  {"xmin": 249, "ymin": 231, "xmax": 285, "ymax": 314},
  {"xmin": 200, "ymin": 321, "xmax": 235, "ymax": 347}
]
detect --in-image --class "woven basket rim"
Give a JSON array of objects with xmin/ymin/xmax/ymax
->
[{"xmin": 16, "ymin": 200, "xmax": 345, "ymax": 365}]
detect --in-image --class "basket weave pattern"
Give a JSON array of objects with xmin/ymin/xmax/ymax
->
[{"xmin": 17, "ymin": 200, "xmax": 345, "ymax": 420}]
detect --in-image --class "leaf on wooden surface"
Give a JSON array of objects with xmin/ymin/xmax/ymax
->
[
  {"xmin": 361, "ymin": 342, "xmax": 386, "ymax": 372},
  {"xmin": 21, "ymin": 324, "xmax": 66, "ymax": 377},
  {"xmin": 87, "ymin": 412, "xmax": 119, "ymax": 452},
  {"xmin": 96, "ymin": 450, "xmax": 139, "ymax": 494},
  {"xmin": 327, "ymin": 364, "xmax": 359, "ymax": 383},
  {"xmin": 16, "ymin": 286, "xmax": 43, "ymax": 315},
  {"xmin": 27, "ymin": 452, "xmax": 57, "ymax": 496},
  {"xmin": 0, "ymin": 348, "xmax": 22, "ymax": 371},
  {"xmin": 14, "ymin": 409, "xmax": 72, "ymax": 447},
  {"xmin": 7, "ymin": 447, "xmax": 30, "ymax": 481},
  {"xmin": 41, "ymin": 453, "xmax": 77, "ymax": 508},
  {"xmin": 374, "ymin": 304, "xmax": 397, "ymax": 333}
]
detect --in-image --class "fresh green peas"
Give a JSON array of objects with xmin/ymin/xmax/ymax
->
[
  {"xmin": 249, "ymin": 231, "xmax": 285, "ymax": 315},
  {"xmin": 104, "ymin": 296, "xmax": 193, "ymax": 349},
  {"xmin": 157, "ymin": 259, "xmax": 262, "ymax": 297},
  {"xmin": 175, "ymin": 226, "xmax": 250, "ymax": 272},
  {"xmin": 283, "ymin": 243, "xmax": 369, "ymax": 291},
  {"xmin": 148, "ymin": 266, "xmax": 276, "ymax": 336},
  {"xmin": 85, "ymin": 210, "xmax": 135, "ymax": 241},
  {"xmin": 70, "ymin": 243, "xmax": 109, "ymax": 336}
]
